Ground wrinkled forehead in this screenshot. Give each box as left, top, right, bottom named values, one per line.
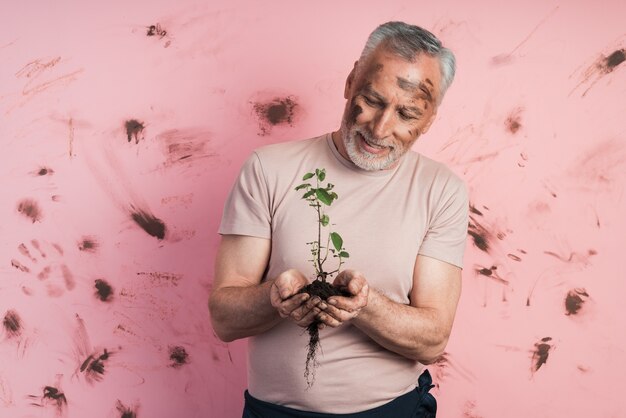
left=356, top=49, right=442, bottom=103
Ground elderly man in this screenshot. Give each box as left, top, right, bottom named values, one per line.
left=209, top=21, right=468, bottom=417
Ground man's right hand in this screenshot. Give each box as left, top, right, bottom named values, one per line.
left=270, top=269, right=321, bottom=328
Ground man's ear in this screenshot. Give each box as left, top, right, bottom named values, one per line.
left=344, top=61, right=359, bottom=99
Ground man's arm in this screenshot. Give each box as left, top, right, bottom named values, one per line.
left=209, top=235, right=323, bottom=342
left=318, top=254, right=461, bottom=363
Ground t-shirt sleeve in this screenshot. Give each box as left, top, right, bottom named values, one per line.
left=218, top=151, right=272, bottom=239
left=418, top=177, right=469, bottom=269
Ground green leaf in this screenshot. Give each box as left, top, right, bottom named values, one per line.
left=320, top=214, right=329, bottom=226
left=316, top=188, right=333, bottom=205
left=338, top=251, right=350, bottom=258
left=330, top=232, right=343, bottom=252
left=295, top=183, right=310, bottom=191
left=302, top=190, right=315, bottom=199
left=318, top=170, right=326, bottom=182
left=302, top=172, right=314, bottom=180
left=330, top=192, right=338, bottom=200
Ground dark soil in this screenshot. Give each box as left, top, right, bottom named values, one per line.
left=298, top=279, right=351, bottom=387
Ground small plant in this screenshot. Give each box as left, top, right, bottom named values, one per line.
left=294, top=168, right=350, bottom=387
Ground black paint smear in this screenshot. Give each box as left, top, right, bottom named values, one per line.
left=532, top=337, right=552, bottom=372
left=469, top=204, right=483, bottom=216
left=130, top=209, right=166, bottom=240
left=116, top=400, right=137, bottom=418
left=78, top=236, right=99, bottom=253
left=169, top=345, right=189, bottom=367
left=95, top=279, right=114, bottom=302
left=125, top=120, right=145, bottom=144
left=605, top=49, right=625, bottom=71
left=37, top=167, right=54, bottom=176
left=17, top=198, right=42, bottom=222
left=253, top=96, right=298, bottom=135
left=80, top=349, right=111, bottom=382
left=147, top=23, right=167, bottom=38
left=42, top=386, right=67, bottom=411
left=507, top=253, right=522, bottom=262
left=474, top=265, right=508, bottom=284
left=565, top=288, right=589, bottom=316
left=468, top=216, right=491, bottom=253
left=3, top=310, right=22, bottom=337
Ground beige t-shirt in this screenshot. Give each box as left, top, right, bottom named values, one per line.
left=219, top=133, right=468, bottom=413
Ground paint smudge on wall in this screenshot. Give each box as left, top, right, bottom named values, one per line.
left=136, top=271, right=182, bottom=287
left=3, top=310, right=22, bottom=338
left=252, top=96, right=299, bottom=136
left=130, top=208, right=166, bottom=240
left=531, top=337, right=553, bottom=373
left=544, top=248, right=597, bottom=265
left=17, top=199, right=42, bottom=222
left=572, top=47, right=625, bottom=97
left=78, top=236, right=99, bottom=253
left=116, top=400, right=138, bottom=418
left=504, top=108, right=523, bottom=134
left=474, top=265, right=509, bottom=284
left=146, top=22, right=171, bottom=47
left=169, top=345, right=189, bottom=368
left=155, top=129, right=216, bottom=168
left=125, top=120, right=145, bottom=144
left=15, top=56, right=83, bottom=98
left=11, top=259, right=30, bottom=272
left=29, top=386, right=67, bottom=413
left=32, top=167, right=54, bottom=176
left=95, top=279, right=114, bottom=302
left=566, top=139, right=626, bottom=194
left=80, top=349, right=112, bottom=383
left=565, top=288, right=589, bottom=315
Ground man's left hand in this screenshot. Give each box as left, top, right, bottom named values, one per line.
left=317, top=269, right=369, bottom=327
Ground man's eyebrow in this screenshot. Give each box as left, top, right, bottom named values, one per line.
left=361, top=84, right=386, bottom=102
left=396, top=77, right=433, bottom=102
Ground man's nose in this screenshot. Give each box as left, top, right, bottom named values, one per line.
left=371, top=108, right=394, bottom=139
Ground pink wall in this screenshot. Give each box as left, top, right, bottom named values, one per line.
left=1, top=1, right=625, bottom=417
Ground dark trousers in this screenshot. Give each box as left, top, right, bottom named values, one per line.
left=242, top=369, right=437, bottom=418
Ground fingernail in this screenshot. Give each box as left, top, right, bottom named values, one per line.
left=319, top=303, right=327, bottom=310
left=328, top=299, right=337, bottom=305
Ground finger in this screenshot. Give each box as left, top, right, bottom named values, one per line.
left=317, top=311, right=341, bottom=328
left=320, top=304, right=355, bottom=323
left=294, top=306, right=321, bottom=327
left=289, top=297, right=321, bottom=321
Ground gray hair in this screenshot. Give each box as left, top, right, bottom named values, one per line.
left=359, top=21, right=456, bottom=104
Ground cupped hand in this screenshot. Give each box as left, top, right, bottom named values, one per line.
left=316, top=269, right=369, bottom=328
left=270, top=269, right=322, bottom=328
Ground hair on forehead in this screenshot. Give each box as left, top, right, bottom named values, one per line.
left=359, top=21, right=456, bottom=104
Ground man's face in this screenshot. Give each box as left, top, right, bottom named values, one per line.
left=338, top=47, right=441, bottom=171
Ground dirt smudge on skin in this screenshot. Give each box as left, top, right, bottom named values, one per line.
left=17, top=199, right=43, bottom=222
left=349, top=103, right=363, bottom=124
left=116, top=400, right=138, bottom=418
left=125, top=120, right=145, bottom=144
left=252, top=96, right=299, bottom=136
left=130, top=208, right=166, bottom=240
left=531, top=337, right=553, bottom=373
left=95, top=279, right=114, bottom=302
left=565, top=288, right=589, bottom=315
left=169, top=345, right=189, bottom=368
left=78, top=236, right=99, bottom=253
left=3, top=310, right=22, bottom=338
